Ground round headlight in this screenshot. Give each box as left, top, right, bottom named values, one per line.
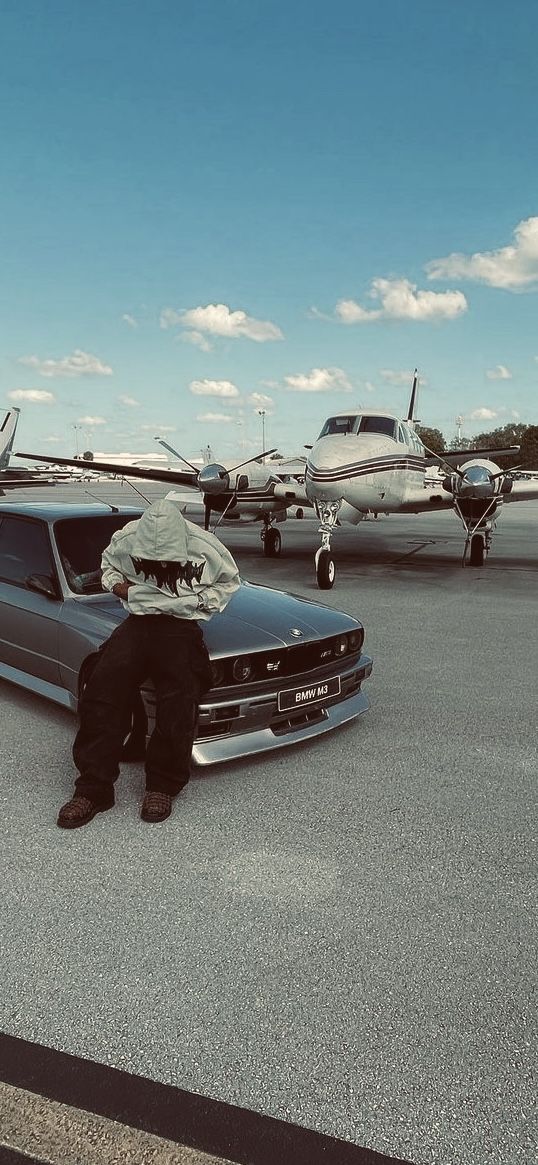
left=348, top=629, right=364, bottom=653
left=210, top=660, right=225, bottom=687
left=334, top=634, right=348, bottom=656
left=232, top=656, right=253, bottom=683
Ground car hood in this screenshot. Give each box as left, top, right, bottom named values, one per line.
left=65, top=582, right=361, bottom=656
left=204, top=582, right=361, bottom=656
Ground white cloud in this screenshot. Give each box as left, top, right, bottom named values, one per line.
left=248, top=392, right=274, bottom=407
left=468, top=408, right=498, bottom=421
left=512, top=410, right=520, bottom=420
left=180, top=330, right=212, bottom=352
left=140, top=424, right=177, bottom=433
left=486, top=364, right=512, bottom=380
left=118, top=394, right=141, bottom=407
left=196, top=413, right=234, bottom=423
left=307, top=305, right=332, bottom=321
left=161, top=303, right=283, bottom=344
left=364, top=381, right=376, bottom=393
left=78, top=415, right=106, bottom=425
left=43, top=436, right=61, bottom=442
left=284, top=367, right=352, bottom=393
left=7, top=388, right=55, bottom=403
left=336, top=279, right=467, bottom=323
left=122, top=313, right=138, bottom=328
left=189, top=378, right=240, bottom=398
left=380, top=368, right=428, bottom=387
left=19, top=349, right=113, bottom=378
left=426, top=217, right=538, bottom=290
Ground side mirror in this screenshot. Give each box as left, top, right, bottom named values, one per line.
left=26, top=573, right=59, bottom=600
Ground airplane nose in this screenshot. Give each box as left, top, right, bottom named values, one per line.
left=306, top=435, right=381, bottom=502
left=305, top=441, right=345, bottom=501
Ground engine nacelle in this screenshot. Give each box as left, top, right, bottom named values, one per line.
left=198, top=463, right=230, bottom=495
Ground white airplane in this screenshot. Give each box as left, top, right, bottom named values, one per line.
left=0, top=409, right=67, bottom=492
left=17, top=439, right=307, bottom=552
left=296, top=372, right=538, bottom=586
left=0, top=408, right=19, bottom=472
left=17, top=373, right=538, bottom=586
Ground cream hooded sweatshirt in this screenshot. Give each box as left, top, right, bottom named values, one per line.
left=101, top=499, right=240, bottom=620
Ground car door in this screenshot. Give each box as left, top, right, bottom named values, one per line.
left=0, top=514, right=62, bottom=685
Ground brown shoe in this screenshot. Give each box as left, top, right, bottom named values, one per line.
left=141, top=791, right=173, bottom=823
left=57, top=796, right=112, bottom=829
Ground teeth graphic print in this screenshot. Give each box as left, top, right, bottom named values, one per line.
left=131, top=557, right=205, bottom=593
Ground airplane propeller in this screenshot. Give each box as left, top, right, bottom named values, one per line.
left=154, top=438, right=278, bottom=530
left=156, top=437, right=277, bottom=492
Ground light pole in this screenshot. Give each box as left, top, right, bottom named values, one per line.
left=257, top=409, right=266, bottom=462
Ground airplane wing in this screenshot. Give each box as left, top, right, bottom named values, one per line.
left=16, top=452, right=198, bottom=489
left=504, top=478, right=538, bottom=503
left=399, top=475, right=538, bottom=513
left=425, top=445, right=520, bottom=466
left=270, top=457, right=307, bottom=475
left=398, top=486, right=454, bottom=514
left=271, top=480, right=311, bottom=507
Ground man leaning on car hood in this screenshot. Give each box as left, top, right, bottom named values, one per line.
left=57, top=499, right=240, bottom=829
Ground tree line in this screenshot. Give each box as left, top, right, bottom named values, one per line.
left=416, top=423, right=538, bottom=469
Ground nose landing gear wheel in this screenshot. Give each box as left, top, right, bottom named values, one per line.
left=469, top=534, right=485, bottom=566
left=316, top=549, right=336, bottom=589
left=263, top=527, right=282, bottom=557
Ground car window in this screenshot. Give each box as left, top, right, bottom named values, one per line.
left=54, top=513, right=142, bottom=594
left=0, top=515, right=56, bottom=589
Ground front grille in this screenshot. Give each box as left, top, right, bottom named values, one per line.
left=211, top=632, right=363, bottom=688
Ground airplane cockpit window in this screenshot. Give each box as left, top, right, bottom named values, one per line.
left=358, top=416, right=397, bottom=440
left=318, top=415, right=358, bottom=438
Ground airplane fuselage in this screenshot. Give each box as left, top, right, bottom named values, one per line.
left=305, top=413, right=426, bottom=518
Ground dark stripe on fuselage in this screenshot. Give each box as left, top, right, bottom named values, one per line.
left=306, top=456, right=425, bottom=485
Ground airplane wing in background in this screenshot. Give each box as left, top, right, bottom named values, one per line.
left=16, top=452, right=198, bottom=489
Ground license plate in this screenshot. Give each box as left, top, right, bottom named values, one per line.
left=278, top=675, right=341, bottom=712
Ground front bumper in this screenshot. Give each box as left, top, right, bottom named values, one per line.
left=142, top=653, right=372, bottom=766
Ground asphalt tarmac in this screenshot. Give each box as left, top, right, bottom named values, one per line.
left=0, top=483, right=536, bottom=1165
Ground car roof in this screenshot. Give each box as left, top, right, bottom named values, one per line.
left=0, top=503, right=143, bottom=521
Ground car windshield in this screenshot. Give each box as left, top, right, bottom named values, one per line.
left=54, top=513, right=141, bottom=594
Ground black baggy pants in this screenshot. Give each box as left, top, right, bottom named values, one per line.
left=73, top=615, right=212, bottom=806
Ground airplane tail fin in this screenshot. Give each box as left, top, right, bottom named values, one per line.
left=0, top=409, right=20, bottom=470
left=406, top=369, right=419, bottom=423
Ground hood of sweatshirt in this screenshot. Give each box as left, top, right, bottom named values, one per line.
left=130, top=499, right=205, bottom=592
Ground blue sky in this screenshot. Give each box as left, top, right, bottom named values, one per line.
left=2, top=0, right=538, bottom=460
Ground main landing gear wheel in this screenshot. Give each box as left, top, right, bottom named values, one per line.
left=295, top=507, right=304, bottom=519
left=316, top=549, right=336, bottom=589
left=469, top=534, right=485, bottom=566
left=263, top=527, right=282, bottom=557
